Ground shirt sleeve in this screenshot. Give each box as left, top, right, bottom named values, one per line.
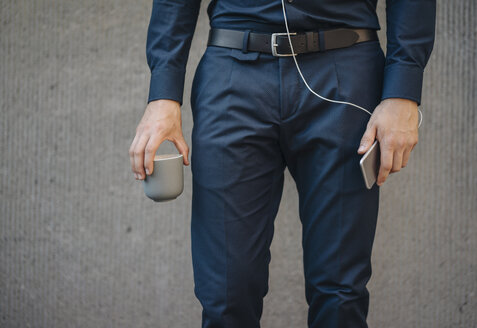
left=381, top=0, right=436, bottom=106
left=146, top=0, right=202, bottom=106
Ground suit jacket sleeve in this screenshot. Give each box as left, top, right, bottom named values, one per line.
left=381, top=0, right=436, bottom=106
left=146, top=0, right=202, bottom=106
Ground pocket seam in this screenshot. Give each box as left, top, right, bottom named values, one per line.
left=229, top=48, right=261, bottom=62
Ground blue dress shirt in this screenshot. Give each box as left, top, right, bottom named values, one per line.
left=146, top=0, right=436, bottom=107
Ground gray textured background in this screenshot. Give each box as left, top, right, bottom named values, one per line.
left=1, top=0, right=476, bottom=327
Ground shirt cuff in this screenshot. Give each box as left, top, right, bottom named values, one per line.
left=381, top=63, right=424, bottom=106
left=147, top=68, right=186, bottom=106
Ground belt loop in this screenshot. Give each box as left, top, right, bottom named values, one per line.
left=318, top=30, right=325, bottom=52
left=242, top=29, right=251, bottom=53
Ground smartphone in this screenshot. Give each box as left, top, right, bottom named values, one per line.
left=359, top=140, right=380, bottom=189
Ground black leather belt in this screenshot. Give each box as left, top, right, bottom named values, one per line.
left=207, top=27, right=378, bottom=57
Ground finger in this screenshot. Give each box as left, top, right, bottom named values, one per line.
left=377, top=145, right=393, bottom=186
left=129, top=133, right=140, bottom=178
left=402, top=146, right=412, bottom=168
left=357, top=123, right=376, bottom=154
left=133, top=134, right=150, bottom=180
left=391, top=149, right=404, bottom=173
left=144, top=133, right=166, bottom=176
left=172, top=134, right=190, bottom=166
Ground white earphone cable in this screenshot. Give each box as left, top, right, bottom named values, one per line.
left=279, top=0, right=423, bottom=128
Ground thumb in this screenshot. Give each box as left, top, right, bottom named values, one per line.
left=357, top=124, right=376, bottom=154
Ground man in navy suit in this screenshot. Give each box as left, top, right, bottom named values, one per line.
left=129, top=1, right=436, bottom=327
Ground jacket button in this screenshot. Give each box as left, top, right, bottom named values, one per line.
left=288, top=0, right=293, bottom=3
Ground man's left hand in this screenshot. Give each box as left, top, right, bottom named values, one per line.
left=357, top=98, right=419, bottom=186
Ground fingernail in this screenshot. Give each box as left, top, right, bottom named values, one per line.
left=145, top=168, right=150, bottom=175
left=358, top=144, right=365, bottom=151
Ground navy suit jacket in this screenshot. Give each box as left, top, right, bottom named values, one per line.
left=146, top=0, right=436, bottom=107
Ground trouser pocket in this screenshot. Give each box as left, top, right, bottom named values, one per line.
left=332, top=40, right=385, bottom=112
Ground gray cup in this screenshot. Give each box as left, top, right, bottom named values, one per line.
left=142, top=153, right=184, bottom=202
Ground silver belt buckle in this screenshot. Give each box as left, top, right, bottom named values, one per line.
left=271, top=32, right=297, bottom=57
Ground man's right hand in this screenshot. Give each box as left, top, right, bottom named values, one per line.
left=129, top=99, right=190, bottom=180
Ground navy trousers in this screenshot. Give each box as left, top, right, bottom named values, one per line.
left=189, top=35, right=385, bottom=328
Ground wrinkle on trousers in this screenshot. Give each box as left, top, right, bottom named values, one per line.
left=190, top=39, right=385, bottom=328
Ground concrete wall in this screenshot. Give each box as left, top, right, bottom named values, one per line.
left=1, top=0, right=475, bottom=327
